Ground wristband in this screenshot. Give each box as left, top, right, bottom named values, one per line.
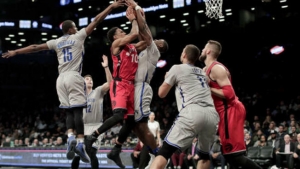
left=135, top=5, right=142, bottom=10
left=103, top=66, right=108, bottom=68
left=131, top=19, right=137, bottom=23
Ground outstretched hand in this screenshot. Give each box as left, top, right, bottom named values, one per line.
left=101, top=55, right=108, bottom=67
left=125, top=0, right=137, bottom=8
left=125, top=0, right=145, bottom=18
left=2, top=50, right=16, bottom=58
left=111, top=0, right=126, bottom=9
left=126, top=6, right=136, bottom=22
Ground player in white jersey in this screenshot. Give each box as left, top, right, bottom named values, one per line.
left=150, top=44, right=220, bottom=169
left=104, top=0, right=169, bottom=168
left=1, top=0, right=125, bottom=163
left=71, top=55, right=112, bottom=169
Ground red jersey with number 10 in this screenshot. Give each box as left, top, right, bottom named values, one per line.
left=111, top=44, right=138, bottom=81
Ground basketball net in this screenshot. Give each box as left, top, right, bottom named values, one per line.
left=204, top=0, right=223, bottom=19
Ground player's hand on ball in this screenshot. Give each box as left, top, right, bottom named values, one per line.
left=101, top=55, right=108, bottom=68
left=126, top=6, right=136, bottom=21
left=2, top=50, right=17, bottom=58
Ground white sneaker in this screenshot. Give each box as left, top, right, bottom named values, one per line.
left=145, top=153, right=155, bottom=169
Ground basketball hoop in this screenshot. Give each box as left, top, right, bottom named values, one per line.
left=204, top=0, right=223, bottom=19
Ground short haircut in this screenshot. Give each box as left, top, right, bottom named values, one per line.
left=62, top=20, right=74, bottom=34
left=185, top=44, right=200, bottom=64
left=107, top=27, right=118, bottom=43
left=161, top=40, right=169, bottom=53
left=207, top=40, right=222, bottom=58
left=84, top=74, right=92, bottom=79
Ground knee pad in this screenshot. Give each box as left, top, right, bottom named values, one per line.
left=157, top=142, right=178, bottom=161
left=197, top=149, right=210, bottom=160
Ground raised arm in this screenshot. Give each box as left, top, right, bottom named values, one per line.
left=2, top=43, right=49, bottom=58
left=100, top=55, right=112, bottom=92
left=85, top=0, right=125, bottom=36
left=126, top=0, right=152, bottom=45
left=111, top=7, right=139, bottom=55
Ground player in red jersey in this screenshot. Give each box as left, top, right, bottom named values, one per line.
left=86, top=7, right=147, bottom=169
left=199, top=40, right=262, bottom=169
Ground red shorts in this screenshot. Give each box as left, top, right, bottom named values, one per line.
left=110, top=80, right=134, bottom=119
left=218, top=100, right=246, bottom=155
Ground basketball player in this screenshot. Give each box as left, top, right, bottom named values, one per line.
left=1, top=0, right=125, bottom=163
left=199, top=40, right=262, bottom=169
left=71, top=55, right=112, bottom=169
left=105, top=0, right=169, bottom=168
left=85, top=7, right=147, bottom=169
left=150, top=44, right=220, bottom=169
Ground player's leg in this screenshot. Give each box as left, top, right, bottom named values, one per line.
left=56, top=74, right=77, bottom=160
left=150, top=141, right=178, bottom=169
left=68, top=73, right=89, bottom=163
left=134, top=83, right=158, bottom=154
left=88, top=81, right=126, bottom=140
left=150, top=110, right=195, bottom=169
left=85, top=124, right=103, bottom=169
left=107, top=83, right=136, bottom=168
left=224, top=153, right=262, bottom=169
left=221, top=102, right=261, bottom=169
left=71, top=156, right=80, bottom=169
left=195, top=106, right=219, bottom=169
left=134, top=119, right=157, bottom=153
left=89, top=147, right=99, bottom=169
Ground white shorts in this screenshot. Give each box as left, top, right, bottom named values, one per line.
left=134, top=82, right=153, bottom=121
left=56, top=71, right=86, bottom=109
left=165, top=104, right=219, bottom=153
left=84, top=123, right=103, bottom=150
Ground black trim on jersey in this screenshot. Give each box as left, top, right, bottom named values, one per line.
left=112, top=48, right=123, bottom=97
left=223, top=99, right=229, bottom=139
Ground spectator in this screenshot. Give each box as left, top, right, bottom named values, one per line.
left=184, top=137, right=198, bottom=169
left=55, top=136, right=64, bottom=146
left=245, top=132, right=254, bottom=149
left=294, top=133, right=300, bottom=168
left=171, top=149, right=186, bottom=169
left=267, top=130, right=280, bottom=149
left=275, top=134, right=296, bottom=169
left=253, top=134, right=268, bottom=147
left=148, top=112, right=162, bottom=147
left=131, top=140, right=149, bottom=169
left=209, top=135, right=226, bottom=169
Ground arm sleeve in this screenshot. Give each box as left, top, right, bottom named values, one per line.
left=46, top=40, right=56, bottom=50
left=75, top=28, right=88, bottom=41
left=221, top=85, right=236, bottom=100
left=147, top=41, right=160, bottom=65
left=164, top=65, right=178, bottom=86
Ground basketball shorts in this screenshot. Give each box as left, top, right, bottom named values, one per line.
left=56, top=71, right=86, bottom=109
left=134, top=82, right=153, bottom=122
left=84, top=123, right=103, bottom=150
left=164, top=104, right=219, bottom=153
left=110, top=79, right=134, bottom=119
left=218, top=101, right=247, bottom=155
